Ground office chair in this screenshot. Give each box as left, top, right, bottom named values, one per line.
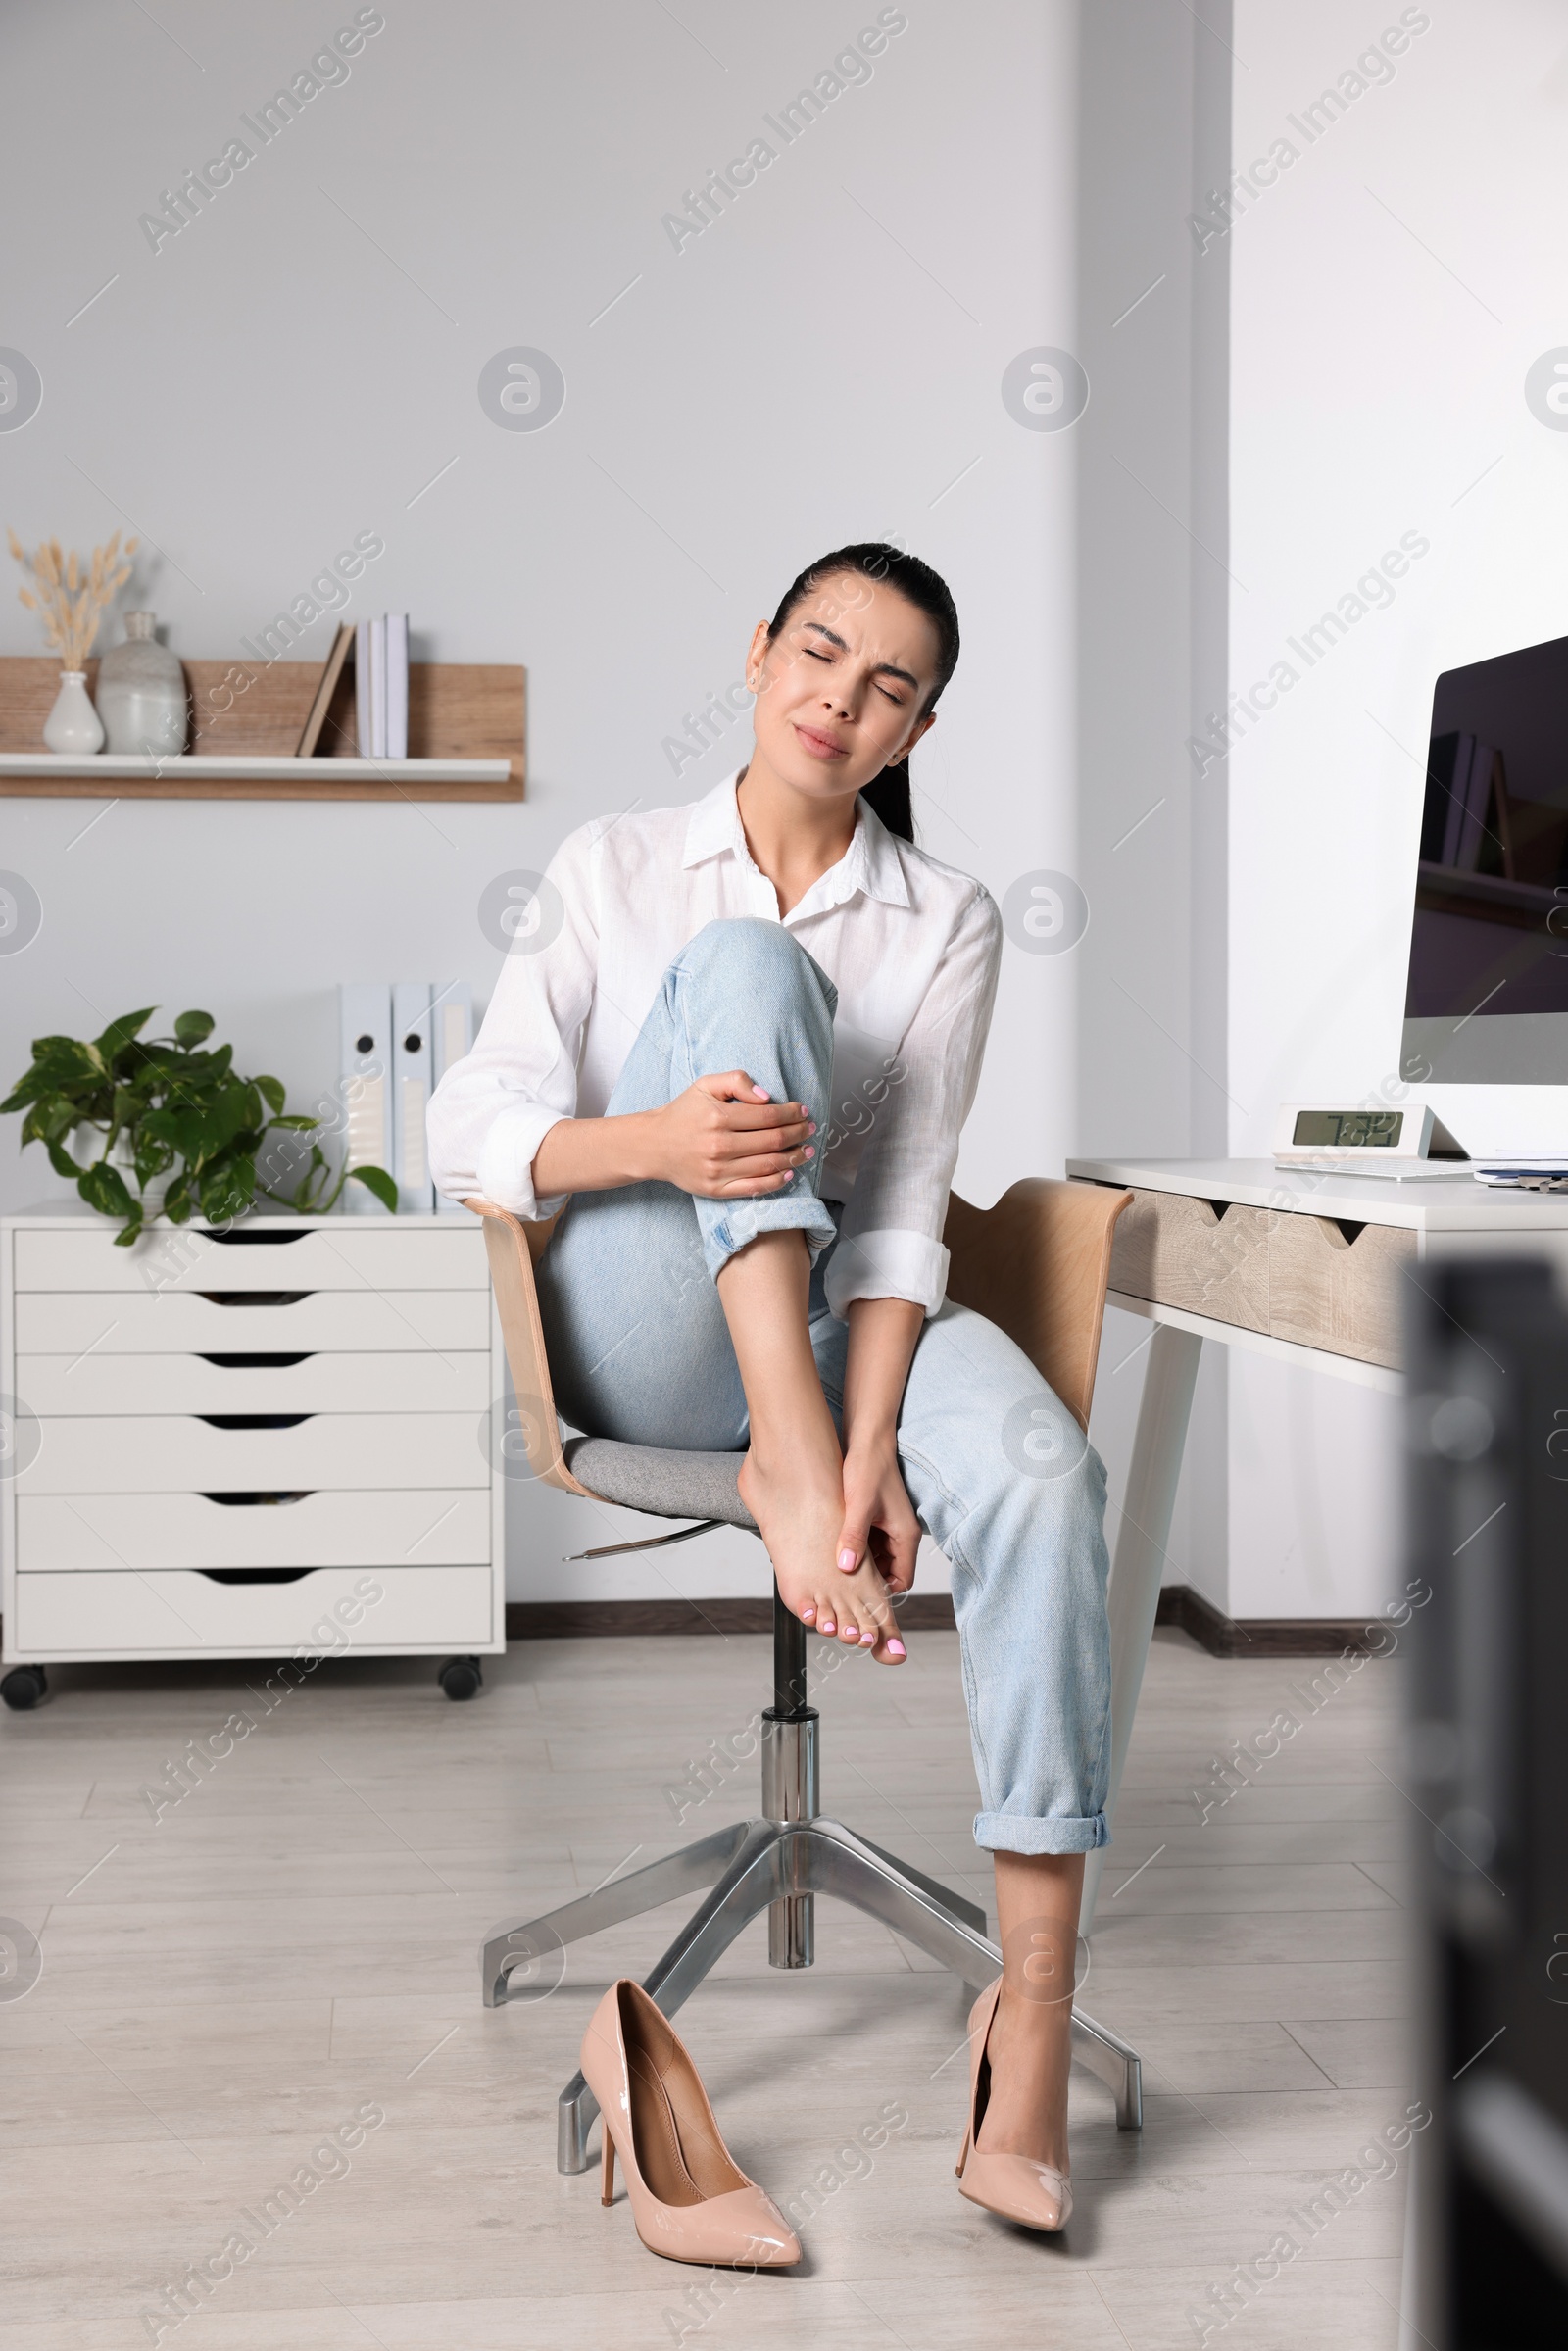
left=470, top=1177, right=1143, bottom=2172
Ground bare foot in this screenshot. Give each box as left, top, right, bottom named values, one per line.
left=739, top=1445, right=906, bottom=1664
left=974, top=1982, right=1072, bottom=2171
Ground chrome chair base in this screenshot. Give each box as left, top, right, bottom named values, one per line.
left=481, top=1807, right=1143, bottom=2170
left=481, top=1588, right=1143, bottom=2170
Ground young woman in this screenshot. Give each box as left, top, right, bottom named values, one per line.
left=428, top=543, right=1113, bottom=2236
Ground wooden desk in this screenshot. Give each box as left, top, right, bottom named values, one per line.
left=1067, top=1156, right=1568, bottom=1928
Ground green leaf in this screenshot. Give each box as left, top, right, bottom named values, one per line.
left=78, top=1161, right=134, bottom=1219
left=133, top=1134, right=175, bottom=1187
left=255, top=1073, right=286, bottom=1116
left=140, top=1103, right=205, bottom=1160
left=113, top=1208, right=146, bottom=1249
left=348, top=1163, right=398, bottom=1213
left=173, top=1009, right=216, bottom=1046
left=199, top=1159, right=256, bottom=1224
left=46, top=1137, right=83, bottom=1179
left=267, top=1114, right=318, bottom=1132
left=94, top=1008, right=157, bottom=1065
left=162, top=1176, right=193, bottom=1224
left=27, top=1037, right=101, bottom=1088
left=22, top=1096, right=75, bottom=1148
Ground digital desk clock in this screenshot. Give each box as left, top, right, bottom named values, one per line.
left=1272, top=1102, right=1472, bottom=1177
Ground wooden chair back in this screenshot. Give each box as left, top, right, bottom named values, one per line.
left=468, top=1174, right=1132, bottom=1485
left=466, top=1200, right=591, bottom=1495
left=943, top=1177, right=1132, bottom=1432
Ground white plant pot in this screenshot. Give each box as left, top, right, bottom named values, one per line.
left=43, top=670, right=105, bottom=755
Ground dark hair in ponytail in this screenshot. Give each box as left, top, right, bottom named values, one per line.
left=761, top=541, right=959, bottom=844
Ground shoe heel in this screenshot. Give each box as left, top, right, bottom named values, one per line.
left=602, top=2129, right=615, bottom=2208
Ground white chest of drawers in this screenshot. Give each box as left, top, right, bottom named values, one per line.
left=0, top=1208, right=506, bottom=1690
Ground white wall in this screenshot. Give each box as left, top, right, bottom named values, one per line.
left=14, top=2, right=1514, bottom=1623
left=0, top=0, right=1095, bottom=1602
left=1075, top=0, right=1233, bottom=1611
left=1218, top=0, right=1568, bottom=1617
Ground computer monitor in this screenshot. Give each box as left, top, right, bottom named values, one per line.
left=1403, top=631, right=1568, bottom=1086
left=1401, top=631, right=1568, bottom=1160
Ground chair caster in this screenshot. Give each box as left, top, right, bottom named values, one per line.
left=439, top=1655, right=483, bottom=1700
left=1, top=1665, right=47, bottom=1711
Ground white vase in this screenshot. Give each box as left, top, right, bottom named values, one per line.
left=43, top=669, right=105, bottom=755
left=96, top=612, right=189, bottom=756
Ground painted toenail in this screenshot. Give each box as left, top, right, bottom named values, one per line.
left=801, top=1606, right=815, bottom=1623
left=859, top=1630, right=875, bottom=1646
left=838, top=1548, right=857, bottom=1571
left=887, top=1640, right=906, bottom=1658
left=819, top=1618, right=836, bottom=1635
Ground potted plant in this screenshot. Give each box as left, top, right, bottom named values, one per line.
left=1, top=1007, right=397, bottom=1245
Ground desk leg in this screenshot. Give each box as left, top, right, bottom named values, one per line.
left=1081, top=1322, right=1202, bottom=1934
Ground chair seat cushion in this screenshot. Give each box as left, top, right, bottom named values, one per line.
left=563, top=1438, right=758, bottom=1531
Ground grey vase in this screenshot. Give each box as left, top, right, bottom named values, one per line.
left=96, top=612, right=188, bottom=757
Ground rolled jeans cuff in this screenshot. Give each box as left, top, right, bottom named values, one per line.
left=972, top=1810, right=1109, bottom=1856
left=698, top=1188, right=838, bottom=1283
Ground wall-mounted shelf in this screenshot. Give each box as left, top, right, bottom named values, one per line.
left=0, top=656, right=524, bottom=800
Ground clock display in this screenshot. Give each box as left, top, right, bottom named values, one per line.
left=1291, top=1111, right=1404, bottom=1150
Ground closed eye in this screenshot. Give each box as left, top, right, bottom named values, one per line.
left=804, top=648, right=906, bottom=704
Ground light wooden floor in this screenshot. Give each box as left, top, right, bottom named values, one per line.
left=1, top=1623, right=1413, bottom=2349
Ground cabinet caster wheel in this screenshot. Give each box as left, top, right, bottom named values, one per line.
left=1, top=1665, right=47, bottom=1711
left=439, top=1655, right=482, bottom=1700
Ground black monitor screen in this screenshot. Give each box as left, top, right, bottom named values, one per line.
left=1404, top=633, right=1568, bottom=1020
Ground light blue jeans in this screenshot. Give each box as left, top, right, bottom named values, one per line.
left=535, top=917, right=1113, bottom=1855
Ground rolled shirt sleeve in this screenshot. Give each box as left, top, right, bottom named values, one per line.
left=427, top=826, right=600, bottom=1221
left=823, top=883, right=1003, bottom=1320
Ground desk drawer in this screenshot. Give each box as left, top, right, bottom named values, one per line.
left=14, top=1225, right=485, bottom=1294
left=1266, top=1215, right=1413, bottom=1368
left=18, top=1351, right=489, bottom=1417
left=18, top=1414, right=487, bottom=1494
left=1108, top=1190, right=1271, bottom=1332
left=10, top=1564, right=495, bottom=1656
left=17, top=1489, right=490, bottom=1571
left=15, top=1289, right=490, bottom=1354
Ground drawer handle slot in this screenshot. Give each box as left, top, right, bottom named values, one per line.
left=197, top=1292, right=311, bottom=1307
left=197, top=1413, right=313, bottom=1430
left=204, top=1230, right=311, bottom=1247
left=198, top=1567, right=317, bottom=1585
left=201, top=1491, right=312, bottom=1507
left=198, top=1353, right=315, bottom=1369
left=1331, top=1219, right=1367, bottom=1247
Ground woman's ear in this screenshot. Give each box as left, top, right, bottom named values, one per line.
left=896, top=709, right=937, bottom=762
left=745, top=617, right=772, bottom=696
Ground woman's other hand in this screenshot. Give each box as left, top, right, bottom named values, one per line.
left=837, top=1436, right=921, bottom=1595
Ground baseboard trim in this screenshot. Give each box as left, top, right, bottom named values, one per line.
left=1155, top=1583, right=1383, bottom=1658
left=505, top=1594, right=959, bottom=1640
left=507, top=1591, right=1376, bottom=1652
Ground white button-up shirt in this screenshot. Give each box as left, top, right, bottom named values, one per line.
left=427, top=772, right=1003, bottom=1318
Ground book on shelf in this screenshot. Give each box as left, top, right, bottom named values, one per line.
left=367, top=616, right=387, bottom=759
left=355, top=621, right=373, bottom=759
left=348, top=613, right=407, bottom=759
left=385, top=613, right=408, bottom=759
left=295, top=622, right=355, bottom=757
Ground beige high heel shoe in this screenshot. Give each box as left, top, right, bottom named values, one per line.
left=579, top=1980, right=801, bottom=2269
left=955, top=1976, right=1073, bottom=2232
